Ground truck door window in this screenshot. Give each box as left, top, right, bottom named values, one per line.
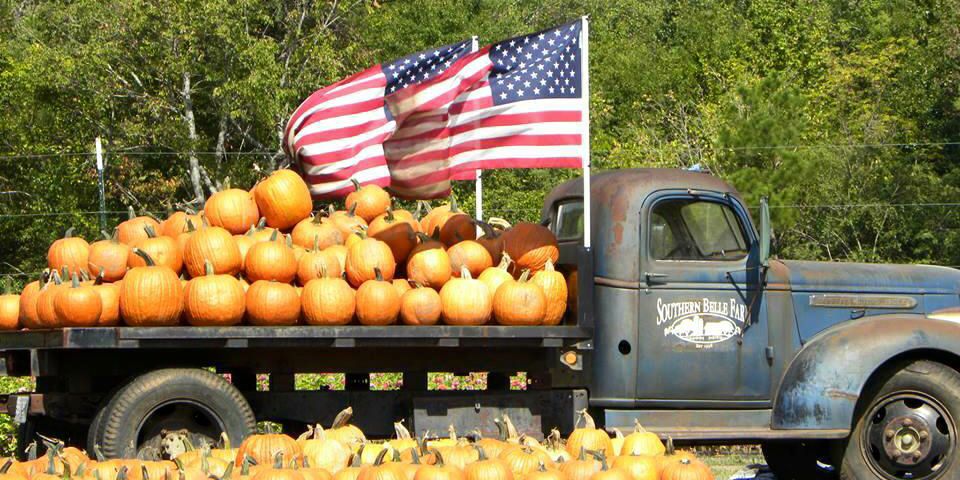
left=651, top=199, right=748, bottom=261
left=554, top=201, right=584, bottom=240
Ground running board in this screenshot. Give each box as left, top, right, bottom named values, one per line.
left=604, top=409, right=849, bottom=442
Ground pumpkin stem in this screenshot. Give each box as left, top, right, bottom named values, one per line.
left=448, top=424, right=457, bottom=442
left=471, top=444, right=488, bottom=461
left=71, top=273, right=80, bottom=288
left=269, top=229, right=279, bottom=242
left=297, top=425, right=314, bottom=442
left=127, top=206, right=136, bottom=220
left=473, top=219, right=499, bottom=239
left=613, top=428, right=624, bottom=441
left=100, top=230, right=112, bottom=241
left=350, top=178, right=362, bottom=192
left=374, top=266, right=383, bottom=282
left=285, top=234, right=294, bottom=248
left=414, top=201, right=425, bottom=220
left=26, top=441, right=37, bottom=461
left=588, top=450, right=609, bottom=470
left=327, top=205, right=336, bottom=216
left=312, top=235, right=320, bottom=252
left=350, top=445, right=365, bottom=467
left=372, top=448, right=389, bottom=466
left=633, top=419, right=646, bottom=433
left=347, top=203, right=358, bottom=217
left=272, top=452, right=284, bottom=470
left=220, top=431, right=231, bottom=450
left=449, top=195, right=460, bottom=213
left=141, top=465, right=149, bottom=480
left=219, top=463, right=233, bottom=480
left=394, top=420, right=412, bottom=440
left=144, top=225, right=157, bottom=238
left=185, top=219, right=197, bottom=233
left=577, top=447, right=587, bottom=461
left=431, top=449, right=445, bottom=467
left=502, top=414, right=520, bottom=440
left=496, top=252, right=513, bottom=271
left=459, top=265, right=472, bottom=280
left=487, top=218, right=512, bottom=230
left=64, top=227, right=75, bottom=239
left=132, top=248, right=156, bottom=267
left=116, top=466, right=129, bottom=480
left=332, top=407, right=354, bottom=428
left=384, top=208, right=395, bottom=222
left=311, top=212, right=324, bottom=225
left=518, top=269, right=531, bottom=282
left=409, top=448, right=420, bottom=465
left=0, top=459, right=10, bottom=475
left=256, top=217, right=267, bottom=229
left=240, top=456, right=255, bottom=475
left=544, top=258, right=556, bottom=272
left=493, top=418, right=506, bottom=441
left=665, top=436, right=675, bottom=456
left=537, top=462, right=548, bottom=473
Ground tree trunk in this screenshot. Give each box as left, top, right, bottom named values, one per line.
left=183, top=71, right=204, bottom=203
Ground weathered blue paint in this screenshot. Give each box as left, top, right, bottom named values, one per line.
left=782, top=260, right=960, bottom=295
left=772, top=314, right=960, bottom=430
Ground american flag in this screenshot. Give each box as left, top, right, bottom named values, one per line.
left=284, top=20, right=586, bottom=199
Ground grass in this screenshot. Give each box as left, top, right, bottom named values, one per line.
left=696, top=446, right=766, bottom=479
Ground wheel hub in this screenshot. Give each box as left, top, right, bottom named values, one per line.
left=863, top=392, right=955, bottom=479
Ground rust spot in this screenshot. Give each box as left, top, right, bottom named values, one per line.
left=612, top=223, right=623, bottom=245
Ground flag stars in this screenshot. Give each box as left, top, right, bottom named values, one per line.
left=517, top=89, right=524, bottom=97
left=533, top=87, right=540, bottom=95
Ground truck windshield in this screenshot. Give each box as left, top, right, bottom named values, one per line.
left=651, top=199, right=749, bottom=261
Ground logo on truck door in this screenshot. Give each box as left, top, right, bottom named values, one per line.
left=657, top=298, right=746, bottom=348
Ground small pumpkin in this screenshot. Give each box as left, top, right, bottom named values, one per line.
left=18, top=270, right=48, bottom=329
left=35, top=269, right=66, bottom=328
left=234, top=433, right=303, bottom=467
left=326, top=245, right=349, bottom=272
left=368, top=209, right=417, bottom=264
left=234, top=227, right=258, bottom=270
left=0, top=280, right=21, bottom=330
left=119, top=249, right=184, bottom=326
left=297, top=238, right=344, bottom=286
left=184, top=260, right=246, bottom=326
left=302, top=267, right=356, bottom=325
left=162, top=210, right=203, bottom=238
left=245, top=281, right=300, bottom=326
left=558, top=449, right=600, bottom=480
left=439, top=267, right=492, bottom=326
left=477, top=254, right=514, bottom=299
left=498, top=447, right=551, bottom=478
left=327, top=205, right=369, bottom=239
left=184, top=226, right=243, bottom=277
left=392, top=279, right=413, bottom=298
left=205, top=188, right=260, bottom=234
left=399, top=286, right=442, bottom=326
left=345, top=180, right=391, bottom=223
left=88, top=229, right=130, bottom=282
left=447, top=241, right=493, bottom=279
left=129, top=225, right=183, bottom=274
left=566, top=410, right=613, bottom=458
left=541, top=430, right=571, bottom=463
left=620, top=420, right=665, bottom=457
left=611, top=453, right=659, bottom=480
left=327, top=407, right=367, bottom=448
left=493, top=270, right=545, bottom=326
left=91, top=269, right=121, bottom=326
left=462, top=446, right=511, bottom=480
left=501, top=223, right=559, bottom=275
left=54, top=273, right=102, bottom=327
left=245, top=230, right=298, bottom=283
left=292, top=214, right=343, bottom=250
left=176, top=219, right=201, bottom=260
left=531, top=259, right=567, bottom=326
left=474, top=219, right=508, bottom=266
left=250, top=219, right=279, bottom=243
left=659, top=458, right=713, bottom=480
left=117, top=207, right=162, bottom=246
left=47, top=227, right=90, bottom=277
left=523, top=463, right=565, bottom=480
left=254, top=169, right=314, bottom=230
left=299, top=425, right=351, bottom=475
left=434, top=199, right=475, bottom=247
left=586, top=451, right=630, bottom=480
left=406, top=234, right=452, bottom=290
left=345, top=236, right=396, bottom=288
left=356, top=268, right=401, bottom=326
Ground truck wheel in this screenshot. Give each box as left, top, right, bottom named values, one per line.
left=761, top=440, right=837, bottom=479
left=97, top=369, right=255, bottom=459
left=839, top=360, right=959, bottom=480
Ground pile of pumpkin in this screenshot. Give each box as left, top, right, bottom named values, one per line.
left=0, top=170, right=572, bottom=330
left=0, top=409, right=714, bottom=480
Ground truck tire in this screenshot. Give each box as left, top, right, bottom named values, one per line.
left=97, top=369, right=256, bottom=459
left=839, top=360, right=959, bottom=480
left=761, top=440, right=837, bottom=480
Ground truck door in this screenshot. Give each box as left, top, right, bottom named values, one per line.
left=636, top=191, right=771, bottom=403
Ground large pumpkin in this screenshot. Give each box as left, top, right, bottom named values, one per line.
left=292, top=215, right=343, bottom=250
left=439, top=267, right=492, bottom=325
left=356, top=268, right=400, bottom=325
left=0, top=280, right=21, bottom=330
left=47, top=228, right=90, bottom=277
left=235, top=433, right=303, bottom=467
left=368, top=209, right=417, bottom=264
left=611, top=453, right=660, bottom=480
left=35, top=269, right=66, bottom=328
left=91, top=272, right=121, bottom=326
left=184, top=226, right=242, bottom=277
left=254, top=169, right=314, bottom=230
left=302, top=269, right=356, bottom=325
left=447, top=240, right=493, bottom=278
left=298, top=425, right=351, bottom=474
left=245, top=230, right=298, bottom=283
left=89, top=229, right=130, bottom=282
left=659, top=458, right=713, bottom=480
left=477, top=254, right=514, bottom=299
left=297, top=241, right=344, bottom=286
left=620, top=420, right=665, bottom=457
left=566, top=409, right=613, bottom=457
left=345, top=237, right=396, bottom=287
left=129, top=225, right=183, bottom=274
left=246, top=281, right=300, bottom=326
left=161, top=210, right=203, bottom=238
left=493, top=270, right=545, bottom=326
left=18, top=271, right=47, bottom=329
left=462, top=446, right=512, bottom=480
left=118, top=207, right=162, bottom=246
left=531, top=259, right=567, bottom=326
left=327, top=205, right=369, bottom=239
left=501, top=223, right=558, bottom=275
left=558, top=448, right=601, bottom=480
left=119, top=249, right=184, bottom=326
left=53, top=273, right=102, bottom=327
left=205, top=188, right=260, bottom=234
left=184, top=261, right=245, bottom=326
left=345, top=179, right=391, bottom=223
left=406, top=235, right=452, bottom=290
left=498, top=446, right=552, bottom=478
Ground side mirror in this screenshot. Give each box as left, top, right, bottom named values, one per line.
left=759, top=196, right=771, bottom=267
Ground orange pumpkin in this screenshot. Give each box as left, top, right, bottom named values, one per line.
left=17, top=271, right=47, bottom=329
left=35, top=269, right=66, bottom=328
left=129, top=225, right=183, bottom=274
left=119, top=249, right=184, bottom=326
left=498, top=447, right=552, bottom=478
left=246, top=281, right=300, bottom=326
left=298, top=425, right=351, bottom=475
left=47, top=228, right=90, bottom=277
left=447, top=241, right=493, bottom=278
left=501, top=223, right=558, bottom=276
left=250, top=219, right=280, bottom=243
left=184, top=260, right=246, bottom=326
left=118, top=207, right=162, bottom=246
left=184, top=226, right=242, bottom=277
left=235, top=433, right=303, bottom=467
left=586, top=452, right=630, bottom=480
left=399, top=286, right=442, bottom=326
left=356, top=268, right=401, bottom=325
left=161, top=210, right=203, bottom=238
left=566, top=410, right=613, bottom=458
left=558, top=449, right=600, bottom=480
left=345, top=180, right=392, bottom=223
left=176, top=219, right=201, bottom=260
left=406, top=235, right=452, bottom=290
left=414, top=450, right=465, bottom=480
left=89, top=229, right=130, bottom=282
left=328, top=205, right=369, bottom=239
left=0, top=280, right=21, bottom=330
left=292, top=215, right=343, bottom=250
left=345, top=237, right=396, bottom=287
left=235, top=228, right=258, bottom=270
left=254, top=169, right=314, bottom=230
left=523, top=464, right=565, bottom=480
left=462, top=446, right=512, bottom=480
left=611, top=453, right=660, bottom=480
left=302, top=268, right=356, bottom=325
left=531, top=259, right=567, bottom=326
left=298, top=240, right=344, bottom=286
left=477, top=254, right=514, bottom=299
left=54, top=273, right=102, bottom=327
left=392, top=279, right=413, bottom=298
left=432, top=199, right=475, bottom=247
left=205, top=188, right=261, bottom=234
left=91, top=271, right=122, bottom=326
left=619, top=420, right=665, bottom=457
left=439, top=266, right=492, bottom=325
left=368, top=210, right=417, bottom=264
left=475, top=220, right=507, bottom=266
left=493, top=270, right=545, bottom=326
left=659, top=458, right=712, bottom=480
left=245, top=230, right=298, bottom=283
left=325, top=245, right=349, bottom=272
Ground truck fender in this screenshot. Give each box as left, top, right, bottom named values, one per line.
left=772, top=313, right=960, bottom=431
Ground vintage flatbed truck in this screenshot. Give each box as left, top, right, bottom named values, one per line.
left=2, top=168, right=960, bottom=480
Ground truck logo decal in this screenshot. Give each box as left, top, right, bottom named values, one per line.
left=657, top=298, right=746, bottom=347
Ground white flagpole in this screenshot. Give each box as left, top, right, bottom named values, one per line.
left=580, top=16, right=591, bottom=249
left=471, top=35, right=484, bottom=232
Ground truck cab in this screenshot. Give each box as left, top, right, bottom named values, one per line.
left=545, top=168, right=960, bottom=480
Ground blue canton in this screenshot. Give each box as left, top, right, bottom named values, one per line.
left=488, top=20, right=582, bottom=105
left=383, top=39, right=472, bottom=94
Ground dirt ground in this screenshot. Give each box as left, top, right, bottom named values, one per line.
left=695, top=445, right=768, bottom=479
